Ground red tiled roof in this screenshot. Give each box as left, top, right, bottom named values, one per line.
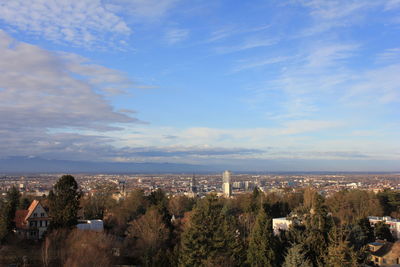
left=14, top=210, right=29, bottom=229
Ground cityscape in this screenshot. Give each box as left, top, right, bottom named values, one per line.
left=2, top=172, right=400, bottom=199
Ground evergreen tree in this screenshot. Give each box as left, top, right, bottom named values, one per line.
left=250, top=187, right=262, bottom=213
left=19, top=197, right=31, bottom=209
left=282, top=244, right=312, bottom=267
left=349, top=217, right=375, bottom=250
left=148, top=189, right=172, bottom=229
left=374, top=221, right=394, bottom=242
left=213, top=206, right=246, bottom=266
left=0, top=204, right=8, bottom=242
left=247, top=205, right=276, bottom=267
left=325, top=227, right=358, bottom=267
left=48, top=175, right=81, bottom=229
left=358, top=217, right=375, bottom=243
left=179, top=194, right=224, bottom=266
left=0, top=187, right=20, bottom=242
left=301, top=193, right=332, bottom=266
left=5, top=187, right=20, bottom=231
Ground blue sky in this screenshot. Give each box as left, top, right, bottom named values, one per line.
left=0, top=0, right=399, bottom=171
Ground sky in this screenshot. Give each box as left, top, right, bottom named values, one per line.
left=0, top=0, right=399, bottom=172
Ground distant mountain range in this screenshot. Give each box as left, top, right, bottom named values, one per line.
left=0, top=157, right=215, bottom=174
left=0, top=157, right=398, bottom=174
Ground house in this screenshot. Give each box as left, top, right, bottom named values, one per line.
left=272, top=217, right=293, bottom=235
left=369, top=240, right=400, bottom=266
left=14, top=200, right=50, bottom=239
left=369, top=216, right=400, bottom=239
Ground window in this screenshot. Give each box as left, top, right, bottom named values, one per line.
left=41, top=213, right=45, bottom=217
left=33, top=213, right=37, bottom=217
left=39, top=221, right=42, bottom=227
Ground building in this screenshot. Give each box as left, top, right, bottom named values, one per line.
left=222, top=170, right=232, bottom=197
left=76, top=219, right=104, bottom=232
left=369, top=240, right=400, bottom=266
left=272, top=217, right=292, bottom=235
left=118, top=180, right=126, bottom=197
left=369, top=216, right=400, bottom=239
left=187, top=174, right=198, bottom=198
left=14, top=200, right=50, bottom=239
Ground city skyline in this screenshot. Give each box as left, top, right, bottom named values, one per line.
left=0, top=0, right=399, bottom=171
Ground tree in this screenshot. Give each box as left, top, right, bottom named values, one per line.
left=213, top=206, right=246, bottom=266
left=349, top=217, right=375, bottom=250
left=42, top=228, right=70, bottom=266
left=5, top=187, right=20, bottom=228
left=324, top=227, right=358, bottom=267
left=42, top=229, right=117, bottom=267
left=301, top=192, right=332, bottom=266
left=0, top=187, right=21, bottom=242
left=374, top=221, right=395, bottom=242
left=64, top=230, right=117, bottom=267
left=82, top=183, right=117, bottom=220
left=377, top=190, right=400, bottom=217
left=48, top=175, right=81, bottom=229
left=19, top=196, right=32, bottom=209
left=126, top=207, right=170, bottom=266
left=282, top=244, right=312, bottom=267
left=106, top=189, right=148, bottom=236
left=179, top=194, right=224, bottom=266
left=168, top=195, right=194, bottom=217
left=326, top=190, right=383, bottom=224
left=247, top=205, right=277, bottom=267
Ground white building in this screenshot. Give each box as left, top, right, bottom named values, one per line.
left=272, top=217, right=292, bottom=235
left=222, top=170, right=232, bottom=197
left=369, top=216, right=400, bottom=239
left=77, top=219, right=104, bottom=232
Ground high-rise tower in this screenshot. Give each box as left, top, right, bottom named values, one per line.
left=222, top=170, right=232, bottom=197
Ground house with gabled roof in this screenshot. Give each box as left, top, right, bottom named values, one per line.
left=369, top=240, right=400, bottom=266
left=14, top=200, right=50, bottom=239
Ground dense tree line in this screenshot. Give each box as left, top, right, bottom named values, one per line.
left=2, top=175, right=400, bottom=266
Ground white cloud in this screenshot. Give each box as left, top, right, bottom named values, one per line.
left=232, top=56, right=291, bottom=72
left=117, top=120, right=342, bottom=149
left=215, top=37, right=277, bottom=54
left=342, top=64, right=400, bottom=104
left=241, top=38, right=400, bottom=127
left=296, top=0, right=389, bottom=37
left=376, top=48, right=400, bottom=63
left=0, top=0, right=131, bottom=48
left=305, top=43, right=359, bottom=68
left=106, top=0, right=179, bottom=20
left=0, top=30, right=139, bottom=157
left=206, top=24, right=271, bottom=43
left=385, top=0, right=400, bottom=10
left=165, top=28, right=189, bottom=44
left=302, top=0, right=376, bottom=20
